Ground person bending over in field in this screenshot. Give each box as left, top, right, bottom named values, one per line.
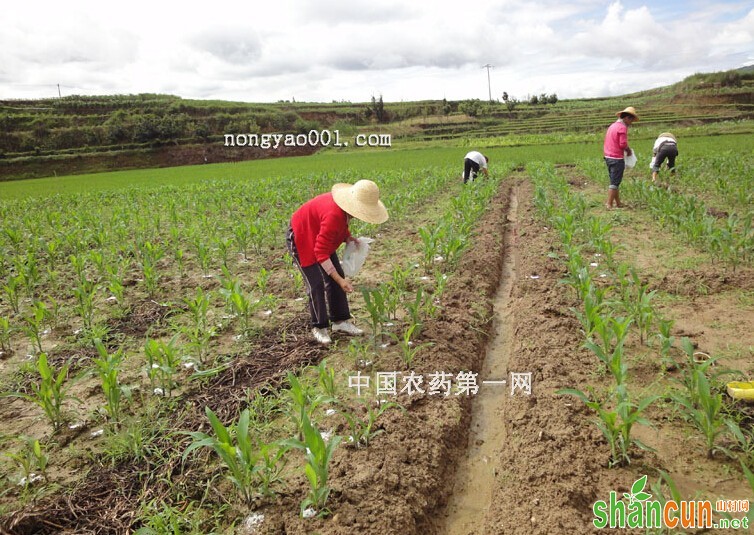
left=286, top=180, right=388, bottom=345
left=651, top=132, right=678, bottom=185
left=463, top=150, right=489, bottom=183
left=603, top=106, right=638, bottom=209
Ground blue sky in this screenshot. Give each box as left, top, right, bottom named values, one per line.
left=1, top=0, right=752, bottom=102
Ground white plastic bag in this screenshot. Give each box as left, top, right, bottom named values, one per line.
left=341, top=237, right=374, bottom=277
left=624, top=150, right=637, bottom=168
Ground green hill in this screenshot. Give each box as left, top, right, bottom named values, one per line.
left=0, top=68, right=752, bottom=180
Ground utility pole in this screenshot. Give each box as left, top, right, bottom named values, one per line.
left=482, top=64, right=494, bottom=102
left=57, top=84, right=61, bottom=98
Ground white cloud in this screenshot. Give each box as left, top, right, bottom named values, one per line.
left=0, top=0, right=751, bottom=102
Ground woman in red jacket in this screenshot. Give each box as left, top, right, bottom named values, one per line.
left=287, top=179, right=388, bottom=345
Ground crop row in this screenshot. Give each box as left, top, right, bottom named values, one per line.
left=578, top=158, right=754, bottom=270
left=1, top=165, right=507, bottom=529
left=528, top=162, right=754, bottom=527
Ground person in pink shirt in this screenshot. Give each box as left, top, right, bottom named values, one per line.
left=603, top=106, right=638, bottom=209
left=287, top=180, right=388, bottom=345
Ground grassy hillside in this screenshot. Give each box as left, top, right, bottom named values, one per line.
left=0, top=69, right=752, bottom=180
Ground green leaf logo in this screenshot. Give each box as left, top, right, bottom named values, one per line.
left=623, top=475, right=652, bottom=505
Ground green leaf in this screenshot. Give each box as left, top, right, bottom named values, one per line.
left=631, top=475, right=647, bottom=494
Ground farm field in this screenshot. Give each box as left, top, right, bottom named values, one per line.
left=0, top=129, right=753, bottom=534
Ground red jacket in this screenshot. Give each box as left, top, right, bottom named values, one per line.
left=291, top=192, right=351, bottom=268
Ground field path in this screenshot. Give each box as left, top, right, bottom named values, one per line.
left=442, top=184, right=520, bottom=534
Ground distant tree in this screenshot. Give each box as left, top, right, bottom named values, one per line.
left=442, top=98, right=451, bottom=115
left=547, top=93, right=559, bottom=105
left=529, top=95, right=539, bottom=105
left=371, top=94, right=387, bottom=122
left=502, top=93, right=519, bottom=116
left=459, top=99, right=482, bottom=117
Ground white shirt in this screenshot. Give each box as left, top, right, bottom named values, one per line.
left=465, top=151, right=487, bottom=168
left=653, top=136, right=676, bottom=150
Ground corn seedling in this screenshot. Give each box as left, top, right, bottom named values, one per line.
left=281, top=412, right=341, bottom=517
left=94, top=340, right=130, bottom=427
left=314, top=359, right=338, bottom=399
left=2, top=353, right=79, bottom=432
left=229, top=284, right=259, bottom=338
left=418, top=226, right=442, bottom=272
left=558, top=385, right=658, bottom=467
left=21, top=300, right=50, bottom=354
left=183, top=287, right=215, bottom=362
left=586, top=316, right=633, bottom=385
left=726, top=419, right=754, bottom=467
left=394, top=323, right=433, bottom=369
left=135, top=499, right=202, bottom=535
left=655, top=318, right=676, bottom=368
left=361, top=288, right=387, bottom=341
left=0, top=315, right=13, bottom=355
left=341, top=399, right=402, bottom=447
left=673, top=369, right=731, bottom=458
left=72, top=278, right=98, bottom=333
left=183, top=406, right=287, bottom=504
left=3, top=274, right=22, bottom=314
left=346, top=338, right=372, bottom=368
left=144, top=335, right=181, bottom=397
left=5, top=436, right=48, bottom=490
left=284, top=371, right=335, bottom=440
left=403, top=288, right=424, bottom=332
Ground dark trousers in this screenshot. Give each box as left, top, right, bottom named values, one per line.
left=463, top=158, right=481, bottom=183
left=286, top=227, right=351, bottom=328
left=655, top=144, right=678, bottom=172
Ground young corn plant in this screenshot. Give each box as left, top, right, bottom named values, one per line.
left=314, top=359, right=338, bottom=399
left=0, top=315, right=14, bottom=355
left=144, top=335, right=182, bottom=397
left=21, top=300, right=51, bottom=354
left=673, top=369, right=731, bottom=458
left=281, top=412, right=341, bottom=517
left=586, top=316, right=633, bottom=385
left=6, top=436, right=48, bottom=490
left=361, top=288, right=388, bottom=341
left=183, top=406, right=287, bottom=504
left=94, top=340, right=130, bottom=427
left=655, top=318, right=676, bottom=369
left=3, top=274, right=22, bottom=314
left=228, top=284, right=260, bottom=338
left=418, top=226, right=442, bottom=273
left=558, top=385, right=658, bottom=467
left=341, top=399, right=402, bottom=447
left=183, top=287, right=215, bottom=363
left=284, top=371, right=335, bottom=440
left=3, top=353, right=79, bottom=432
left=393, top=323, right=433, bottom=369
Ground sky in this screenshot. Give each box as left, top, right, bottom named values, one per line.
left=1, top=0, right=753, bottom=103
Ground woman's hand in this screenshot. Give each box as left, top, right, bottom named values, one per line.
left=331, top=270, right=354, bottom=293
left=340, top=278, right=354, bottom=293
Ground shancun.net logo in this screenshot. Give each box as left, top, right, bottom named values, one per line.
left=593, top=475, right=750, bottom=530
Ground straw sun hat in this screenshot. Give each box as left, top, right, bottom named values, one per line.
left=332, top=180, right=389, bottom=224
left=616, top=106, right=639, bottom=120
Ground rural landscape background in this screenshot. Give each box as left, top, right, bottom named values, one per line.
left=0, top=67, right=753, bottom=534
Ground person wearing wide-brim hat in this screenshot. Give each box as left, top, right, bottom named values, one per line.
left=287, top=180, right=388, bottom=345
left=603, top=106, right=638, bottom=209
left=651, top=132, right=678, bottom=184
